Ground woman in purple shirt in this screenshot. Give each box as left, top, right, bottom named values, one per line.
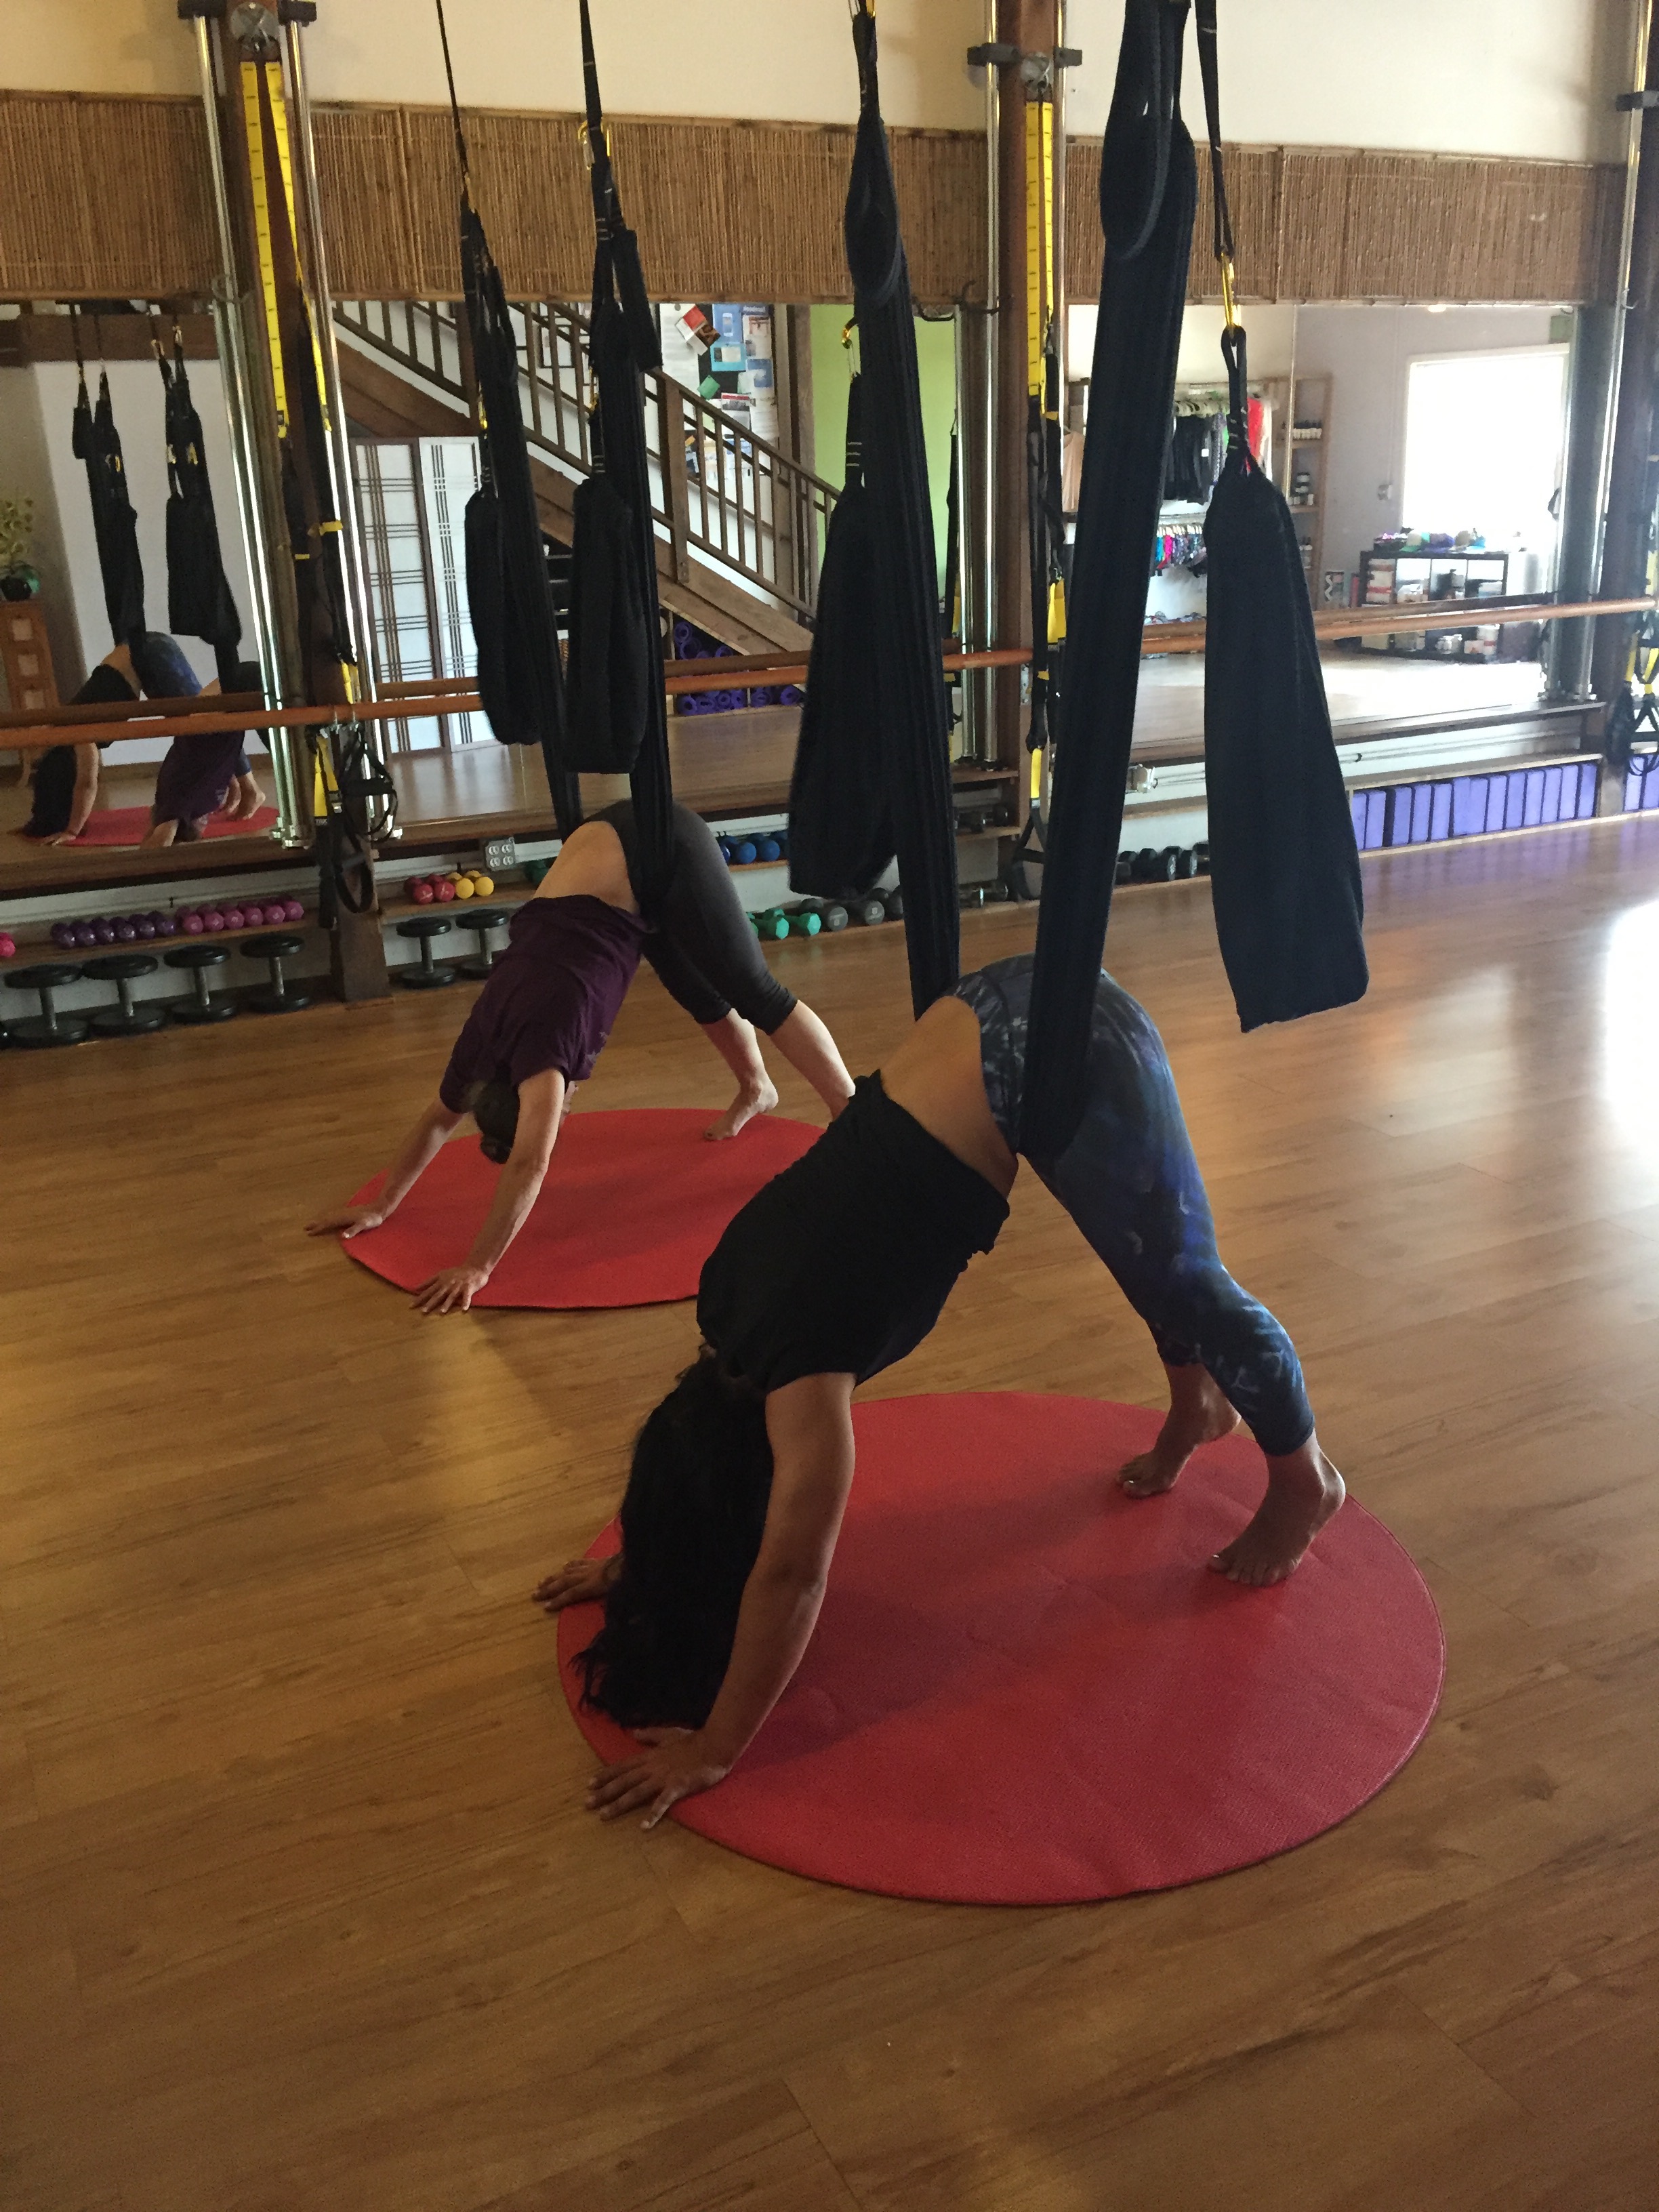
left=306, top=802, right=855, bottom=1312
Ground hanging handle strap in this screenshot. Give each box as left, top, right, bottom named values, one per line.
left=1195, top=1, right=1248, bottom=444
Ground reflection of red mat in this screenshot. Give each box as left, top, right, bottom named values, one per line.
left=558, top=1393, right=1443, bottom=1904
left=346, top=1107, right=821, bottom=1310
left=17, top=805, right=279, bottom=848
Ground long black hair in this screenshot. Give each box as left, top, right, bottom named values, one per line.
left=466, top=1076, right=518, bottom=1165
left=579, top=1353, right=775, bottom=1727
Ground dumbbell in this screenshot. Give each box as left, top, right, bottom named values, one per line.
left=5, top=962, right=88, bottom=1048
left=883, top=886, right=905, bottom=920
left=796, top=897, right=848, bottom=933
left=754, top=834, right=783, bottom=864
left=1132, top=847, right=1178, bottom=884
left=785, top=906, right=821, bottom=937
left=241, top=931, right=312, bottom=1015
left=1170, top=846, right=1200, bottom=880
left=751, top=909, right=790, bottom=941
left=851, top=890, right=888, bottom=926
left=82, top=953, right=167, bottom=1038
left=395, top=914, right=457, bottom=987
left=1114, top=853, right=1134, bottom=886
left=164, top=943, right=238, bottom=1025
left=1193, top=841, right=1211, bottom=875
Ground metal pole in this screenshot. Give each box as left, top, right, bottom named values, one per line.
left=190, top=18, right=308, bottom=850
left=981, top=0, right=1000, bottom=745
left=281, top=16, right=379, bottom=701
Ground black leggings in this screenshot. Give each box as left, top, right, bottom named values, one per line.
left=597, top=800, right=797, bottom=1034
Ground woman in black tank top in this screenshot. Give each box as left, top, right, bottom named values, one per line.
left=536, top=961, right=1345, bottom=1832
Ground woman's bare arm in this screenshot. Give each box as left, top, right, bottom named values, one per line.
left=586, top=1372, right=857, bottom=1826
left=47, top=743, right=102, bottom=844
left=304, top=1096, right=464, bottom=1240
left=411, top=1068, right=566, bottom=1313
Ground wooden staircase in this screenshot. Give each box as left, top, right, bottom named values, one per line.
left=335, top=298, right=830, bottom=657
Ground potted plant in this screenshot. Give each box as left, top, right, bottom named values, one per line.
left=0, top=495, right=40, bottom=600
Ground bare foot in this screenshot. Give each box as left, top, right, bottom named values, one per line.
left=232, top=783, right=267, bottom=821
left=705, top=1074, right=778, bottom=1141
left=1210, top=1441, right=1345, bottom=1587
left=1118, top=1368, right=1242, bottom=1498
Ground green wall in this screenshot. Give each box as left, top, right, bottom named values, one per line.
left=808, top=304, right=956, bottom=592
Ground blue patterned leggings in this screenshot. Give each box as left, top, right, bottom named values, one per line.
left=955, top=954, right=1314, bottom=1457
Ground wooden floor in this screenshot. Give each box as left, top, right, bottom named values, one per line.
left=3, top=817, right=1658, bottom=2211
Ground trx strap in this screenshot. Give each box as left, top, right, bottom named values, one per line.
left=1607, top=610, right=1659, bottom=781
left=1018, top=0, right=1194, bottom=1162
left=1025, top=75, right=1065, bottom=754
left=574, top=0, right=676, bottom=908
left=844, top=1, right=959, bottom=1015
left=1194, top=0, right=1368, bottom=1031
left=436, top=0, right=581, bottom=838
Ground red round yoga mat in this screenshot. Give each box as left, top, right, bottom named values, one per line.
left=16, top=804, right=279, bottom=848
left=557, top=1392, right=1444, bottom=1904
left=344, top=1107, right=821, bottom=1310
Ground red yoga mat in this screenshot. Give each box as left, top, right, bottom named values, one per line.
left=56, top=804, right=279, bottom=847
left=558, top=1393, right=1444, bottom=1904
left=344, top=1107, right=821, bottom=1310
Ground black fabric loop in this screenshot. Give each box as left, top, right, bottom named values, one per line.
left=805, top=12, right=957, bottom=1012
left=788, top=377, right=895, bottom=899
left=458, top=200, right=581, bottom=836
left=73, top=369, right=146, bottom=649
left=844, top=110, right=907, bottom=308
left=1099, top=0, right=1188, bottom=261
left=1221, top=320, right=1248, bottom=441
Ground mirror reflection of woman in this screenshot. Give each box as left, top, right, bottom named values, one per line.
left=536, top=953, right=1344, bottom=1830
left=306, top=802, right=855, bottom=1313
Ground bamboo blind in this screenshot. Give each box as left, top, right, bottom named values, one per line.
left=1067, top=137, right=1625, bottom=307
left=0, top=91, right=1625, bottom=312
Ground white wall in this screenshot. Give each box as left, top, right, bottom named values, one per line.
left=0, top=367, right=81, bottom=704
left=0, top=0, right=1637, bottom=157
left=1293, top=304, right=1560, bottom=593
left=1064, top=1, right=1636, bottom=164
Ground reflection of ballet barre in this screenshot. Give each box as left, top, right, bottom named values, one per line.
left=11, top=599, right=1649, bottom=747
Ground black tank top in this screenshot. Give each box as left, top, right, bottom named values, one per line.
left=697, top=1073, right=1009, bottom=1393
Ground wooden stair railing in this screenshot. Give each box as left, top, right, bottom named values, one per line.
left=335, top=297, right=838, bottom=627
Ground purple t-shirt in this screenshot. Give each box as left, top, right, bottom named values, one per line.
left=438, top=894, right=650, bottom=1110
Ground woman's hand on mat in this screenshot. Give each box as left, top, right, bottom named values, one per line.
left=304, top=1203, right=385, bottom=1240
left=531, top=1555, right=622, bottom=1612
left=586, top=1729, right=731, bottom=1828
left=411, top=1264, right=491, bottom=1315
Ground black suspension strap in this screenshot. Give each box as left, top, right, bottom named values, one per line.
left=841, top=0, right=959, bottom=1013
left=574, top=0, right=675, bottom=905
left=1018, top=0, right=1194, bottom=1161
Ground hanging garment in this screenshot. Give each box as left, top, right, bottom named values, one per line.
left=73, top=368, right=145, bottom=648
left=842, top=2, right=958, bottom=1014
left=158, top=338, right=243, bottom=686
left=563, top=471, right=652, bottom=774
left=1192, top=0, right=1366, bottom=1032
left=1162, top=411, right=1225, bottom=503
left=1019, top=0, right=1195, bottom=1163
left=788, top=375, right=894, bottom=898
left=459, top=201, right=582, bottom=838
left=574, top=0, right=675, bottom=904
left=1203, top=348, right=1367, bottom=1029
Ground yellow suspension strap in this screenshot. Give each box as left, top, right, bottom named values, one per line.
left=1025, top=59, right=1066, bottom=767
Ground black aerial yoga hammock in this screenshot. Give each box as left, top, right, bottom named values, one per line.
left=1018, top=0, right=1195, bottom=1164
left=435, top=0, right=581, bottom=839
left=1194, top=0, right=1367, bottom=1032
left=838, top=1, right=958, bottom=1015
left=787, top=373, right=894, bottom=899
left=156, top=327, right=245, bottom=688
left=568, top=0, right=675, bottom=907
left=71, top=333, right=146, bottom=650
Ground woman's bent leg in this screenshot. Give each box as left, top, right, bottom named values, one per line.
left=1039, top=976, right=1340, bottom=1582
left=700, top=1012, right=779, bottom=1139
